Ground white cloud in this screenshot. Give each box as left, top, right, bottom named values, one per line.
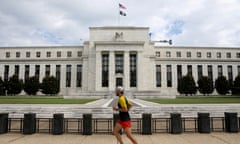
left=0, top=0, right=239, bottom=47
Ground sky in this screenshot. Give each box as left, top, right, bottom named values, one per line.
left=0, top=0, right=240, bottom=47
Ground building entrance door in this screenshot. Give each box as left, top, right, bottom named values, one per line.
left=116, top=78, right=123, bottom=87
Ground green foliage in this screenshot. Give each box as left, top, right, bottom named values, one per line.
left=215, top=76, right=230, bottom=95
left=0, top=77, right=5, bottom=95
left=177, top=75, right=197, bottom=95
left=197, top=76, right=214, bottom=95
left=41, top=76, right=60, bottom=95
left=232, top=75, right=240, bottom=95
left=24, top=76, right=40, bottom=95
left=7, top=75, right=23, bottom=95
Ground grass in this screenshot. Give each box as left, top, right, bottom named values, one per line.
left=143, top=97, right=240, bottom=104
left=0, top=96, right=97, bottom=104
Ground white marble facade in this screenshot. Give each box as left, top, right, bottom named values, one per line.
left=0, top=26, right=240, bottom=98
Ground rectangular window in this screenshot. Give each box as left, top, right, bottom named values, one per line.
left=4, top=65, right=9, bottom=81
left=102, top=54, right=109, bottom=87
left=207, top=65, right=213, bottom=80
left=218, top=65, right=223, bottom=77
left=156, top=52, right=160, bottom=57
left=177, top=65, right=182, bottom=82
left=46, top=51, right=51, bottom=57
left=236, top=53, right=240, bottom=58
left=45, top=65, right=50, bottom=77
left=14, top=65, right=20, bottom=77
left=115, top=54, right=124, bottom=74
left=228, top=65, right=233, bottom=82
left=16, top=52, right=20, bottom=58
left=167, top=65, right=172, bottom=87
left=217, top=52, right=221, bottom=58
left=66, top=65, right=72, bottom=87
left=36, top=52, right=41, bottom=58
left=6, top=52, right=10, bottom=58
left=187, top=65, right=192, bottom=76
left=67, top=51, right=72, bottom=57
left=35, top=65, right=40, bottom=80
left=197, top=52, right=201, bottom=58
left=156, top=65, right=161, bottom=87
left=57, top=51, right=61, bottom=57
left=166, top=51, right=171, bottom=57
left=238, top=66, right=240, bottom=76
left=25, top=65, right=30, bottom=81
left=77, top=51, right=82, bottom=57
left=197, top=65, right=203, bottom=80
left=176, top=52, right=181, bottom=57
left=207, top=52, right=211, bottom=58
left=130, top=54, right=137, bottom=87
left=26, top=52, right=30, bottom=58
left=187, top=52, right=191, bottom=58
left=226, top=52, right=231, bottom=58
left=76, top=65, right=82, bottom=87
left=56, top=65, right=61, bottom=82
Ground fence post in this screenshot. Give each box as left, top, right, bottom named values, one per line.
left=23, top=113, right=36, bottom=134
left=52, top=113, right=64, bottom=135
left=82, top=114, right=92, bottom=135
left=142, top=113, right=152, bottom=135
left=198, top=113, right=210, bottom=133
left=0, top=113, right=8, bottom=134
left=170, top=113, right=182, bottom=134
left=225, top=112, right=238, bottom=133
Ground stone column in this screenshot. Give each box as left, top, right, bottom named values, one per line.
left=124, top=51, right=130, bottom=90
left=109, top=51, right=115, bottom=91
left=95, top=51, right=102, bottom=91
left=71, top=64, right=77, bottom=88
left=161, top=64, right=167, bottom=88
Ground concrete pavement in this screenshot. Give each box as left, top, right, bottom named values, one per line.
left=0, top=133, right=240, bottom=144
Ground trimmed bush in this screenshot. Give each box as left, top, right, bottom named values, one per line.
left=215, top=76, right=230, bottom=95
left=197, top=76, right=214, bottom=95
left=0, top=77, right=5, bottom=95
left=177, top=75, right=197, bottom=96
left=24, top=76, right=40, bottom=95
left=41, top=76, right=60, bottom=95
left=232, top=75, right=240, bottom=95
left=7, top=75, right=23, bottom=95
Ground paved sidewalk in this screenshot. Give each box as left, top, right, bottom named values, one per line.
left=0, top=133, right=239, bottom=144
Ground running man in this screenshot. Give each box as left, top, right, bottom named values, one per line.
left=112, top=86, right=138, bottom=144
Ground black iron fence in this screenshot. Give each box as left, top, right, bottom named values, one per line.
left=0, top=113, right=239, bottom=135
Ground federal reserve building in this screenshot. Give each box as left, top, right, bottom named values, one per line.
left=0, top=26, right=240, bottom=98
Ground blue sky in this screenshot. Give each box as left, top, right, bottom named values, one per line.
left=0, top=0, right=239, bottom=47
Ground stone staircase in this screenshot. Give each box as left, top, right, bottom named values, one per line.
left=132, top=91, right=176, bottom=99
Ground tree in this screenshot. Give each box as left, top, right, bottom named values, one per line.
left=177, top=75, right=197, bottom=96
left=215, top=76, right=230, bottom=95
left=41, top=76, right=60, bottom=95
left=197, top=76, right=214, bottom=95
left=7, top=75, right=23, bottom=95
left=24, top=76, right=40, bottom=95
left=231, top=75, right=240, bottom=95
left=0, top=77, right=5, bottom=95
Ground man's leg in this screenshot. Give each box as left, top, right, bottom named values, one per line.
left=113, top=123, right=124, bottom=144
left=124, top=127, right=138, bottom=144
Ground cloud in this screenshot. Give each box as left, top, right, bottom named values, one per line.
left=0, top=0, right=239, bottom=47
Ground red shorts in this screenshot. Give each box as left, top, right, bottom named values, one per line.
left=117, top=120, right=131, bottom=129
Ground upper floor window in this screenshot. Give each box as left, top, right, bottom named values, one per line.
left=16, top=52, right=20, bottom=58
left=226, top=52, right=231, bottom=58
left=156, top=51, right=160, bottom=57
left=6, top=52, right=10, bottom=58
left=207, top=52, right=211, bottom=58
left=26, top=52, right=30, bottom=58
left=77, top=51, right=82, bottom=57
left=57, top=51, right=61, bottom=57
left=197, top=52, right=201, bottom=58
left=176, top=52, right=181, bottom=57
left=187, top=52, right=191, bottom=58
left=166, top=51, right=171, bottom=57
left=36, top=52, right=41, bottom=58
left=67, top=51, right=72, bottom=57
left=217, top=52, right=221, bottom=58
left=236, top=53, right=240, bottom=58
left=46, top=51, right=51, bottom=57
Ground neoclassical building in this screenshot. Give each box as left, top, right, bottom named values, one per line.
left=0, top=26, right=240, bottom=98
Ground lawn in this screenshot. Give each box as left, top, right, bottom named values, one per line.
left=143, top=97, right=240, bottom=104
left=0, top=96, right=97, bottom=104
